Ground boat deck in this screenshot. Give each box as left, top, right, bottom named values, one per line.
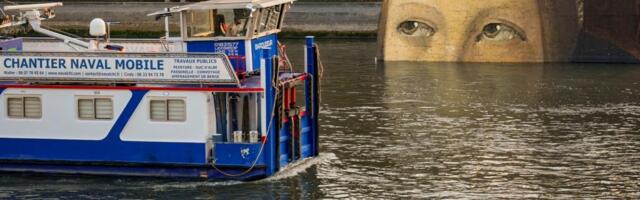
left=21, top=38, right=183, bottom=53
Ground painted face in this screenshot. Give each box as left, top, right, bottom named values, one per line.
left=378, top=0, right=579, bottom=62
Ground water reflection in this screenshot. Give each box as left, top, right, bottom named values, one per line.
left=1, top=40, right=640, bottom=199
left=367, top=61, right=640, bottom=198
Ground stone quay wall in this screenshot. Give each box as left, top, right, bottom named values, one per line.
left=40, top=2, right=381, bottom=37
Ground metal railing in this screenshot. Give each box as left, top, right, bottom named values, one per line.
left=227, top=55, right=246, bottom=74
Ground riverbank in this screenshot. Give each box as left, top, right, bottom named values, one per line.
left=18, top=2, right=381, bottom=38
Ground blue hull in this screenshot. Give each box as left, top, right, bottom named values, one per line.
left=0, top=35, right=322, bottom=181
left=0, top=138, right=208, bottom=165
left=0, top=90, right=209, bottom=165
left=0, top=161, right=267, bottom=181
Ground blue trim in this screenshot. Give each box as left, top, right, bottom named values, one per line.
left=207, top=166, right=266, bottom=181
left=187, top=41, right=216, bottom=53
left=0, top=88, right=4, bottom=95
left=0, top=162, right=266, bottom=181
left=186, top=40, right=248, bottom=73
left=214, top=143, right=266, bottom=167
left=279, top=120, right=291, bottom=168
left=264, top=49, right=277, bottom=176
left=305, top=36, right=320, bottom=156
left=251, top=34, right=278, bottom=71
left=0, top=90, right=207, bottom=165
left=300, top=115, right=313, bottom=158
left=0, top=139, right=207, bottom=164
left=105, top=90, right=147, bottom=142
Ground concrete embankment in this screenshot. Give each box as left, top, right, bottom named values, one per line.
left=39, top=2, right=381, bottom=38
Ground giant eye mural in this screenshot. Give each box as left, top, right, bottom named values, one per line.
left=378, top=0, right=640, bottom=63
left=477, top=23, right=526, bottom=42
left=397, top=21, right=436, bottom=38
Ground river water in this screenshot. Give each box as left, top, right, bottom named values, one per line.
left=2, top=39, right=640, bottom=199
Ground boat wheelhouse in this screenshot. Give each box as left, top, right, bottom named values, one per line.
left=0, top=0, right=321, bottom=180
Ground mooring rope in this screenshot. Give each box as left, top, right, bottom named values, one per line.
left=211, top=42, right=323, bottom=178
left=210, top=57, right=282, bottom=177
left=313, top=44, right=324, bottom=103
left=278, top=41, right=294, bottom=73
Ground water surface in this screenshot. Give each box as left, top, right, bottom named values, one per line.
left=2, top=39, right=640, bottom=199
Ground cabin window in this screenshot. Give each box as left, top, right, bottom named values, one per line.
left=167, top=13, right=183, bottom=38
left=150, top=99, right=186, bottom=122
left=7, top=96, right=42, bottom=119
left=256, top=5, right=283, bottom=34
left=78, top=98, right=113, bottom=120
left=213, top=93, right=228, bottom=138
left=186, top=9, right=251, bottom=38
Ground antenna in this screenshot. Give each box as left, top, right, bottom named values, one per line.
left=3, top=2, right=62, bottom=11
left=0, top=2, right=63, bottom=29
left=0, top=2, right=89, bottom=49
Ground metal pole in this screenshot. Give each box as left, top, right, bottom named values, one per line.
left=263, top=49, right=278, bottom=176
left=304, top=36, right=319, bottom=156
left=29, top=20, right=90, bottom=49
left=164, top=8, right=171, bottom=39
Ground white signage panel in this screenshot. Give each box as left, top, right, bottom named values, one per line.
left=0, top=52, right=238, bottom=84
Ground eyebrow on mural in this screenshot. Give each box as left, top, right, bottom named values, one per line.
left=390, top=2, right=445, bottom=25
left=465, top=8, right=529, bottom=42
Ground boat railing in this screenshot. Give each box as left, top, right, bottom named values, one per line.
left=227, top=55, right=246, bottom=74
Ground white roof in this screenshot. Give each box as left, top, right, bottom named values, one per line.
left=149, top=0, right=294, bottom=16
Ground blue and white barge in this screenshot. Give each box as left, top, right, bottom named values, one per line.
left=0, top=0, right=321, bottom=180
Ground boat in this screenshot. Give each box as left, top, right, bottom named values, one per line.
left=0, top=0, right=321, bottom=181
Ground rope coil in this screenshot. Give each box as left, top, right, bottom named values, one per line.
left=211, top=42, right=323, bottom=178
left=210, top=57, right=282, bottom=177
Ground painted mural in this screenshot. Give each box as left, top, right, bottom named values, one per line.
left=378, top=0, right=640, bottom=63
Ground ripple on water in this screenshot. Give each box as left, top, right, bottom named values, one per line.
left=2, top=40, right=640, bottom=199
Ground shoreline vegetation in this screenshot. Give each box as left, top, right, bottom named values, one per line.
left=2, top=1, right=381, bottom=39
left=36, top=0, right=379, bottom=1
left=12, top=27, right=380, bottom=40
left=12, top=28, right=378, bottom=39
left=20, top=28, right=379, bottom=39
